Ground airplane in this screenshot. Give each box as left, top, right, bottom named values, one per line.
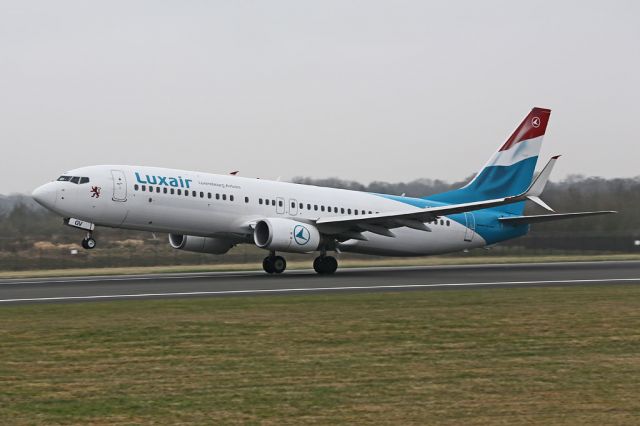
left=31, top=107, right=616, bottom=274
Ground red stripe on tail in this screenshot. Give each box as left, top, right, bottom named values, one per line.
left=499, top=107, right=551, bottom=152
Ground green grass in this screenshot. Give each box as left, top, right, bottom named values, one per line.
left=2, top=253, right=640, bottom=279
left=2, top=285, right=640, bottom=424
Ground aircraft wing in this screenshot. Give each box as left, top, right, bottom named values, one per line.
left=315, top=156, right=560, bottom=239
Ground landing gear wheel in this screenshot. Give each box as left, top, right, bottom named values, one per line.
left=272, top=256, right=287, bottom=274
left=263, top=256, right=275, bottom=274
left=263, top=255, right=287, bottom=274
left=313, top=256, right=338, bottom=275
left=82, top=237, right=96, bottom=250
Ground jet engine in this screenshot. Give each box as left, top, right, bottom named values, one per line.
left=253, top=218, right=321, bottom=253
left=168, top=234, right=234, bottom=254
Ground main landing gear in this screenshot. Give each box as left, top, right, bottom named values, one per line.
left=81, top=232, right=97, bottom=250
left=263, top=253, right=287, bottom=274
left=313, top=255, right=338, bottom=275
left=261, top=252, right=339, bottom=275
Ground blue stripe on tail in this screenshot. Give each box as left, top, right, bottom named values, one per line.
left=426, top=156, right=538, bottom=215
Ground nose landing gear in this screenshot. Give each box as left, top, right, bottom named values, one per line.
left=263, top=253, right=287, bottom=274
left=81, top=232, right=97, bottom=250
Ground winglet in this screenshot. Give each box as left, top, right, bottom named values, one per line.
left=527, top=196, right=555, bottom=212
left=524, top=155, right=560, bottom=198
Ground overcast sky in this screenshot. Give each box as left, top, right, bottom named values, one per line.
left=1, top=1, right=638, bottom=194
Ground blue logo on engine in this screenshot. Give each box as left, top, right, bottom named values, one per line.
left=293, top=225, right=310, bottom=245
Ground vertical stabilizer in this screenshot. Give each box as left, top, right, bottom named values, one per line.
left=428, top=107, right=551, bottom=214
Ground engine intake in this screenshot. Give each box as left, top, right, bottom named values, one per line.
left=168, top=234, right=234, bottom=254
left=254, top=218, right=321, bottom=253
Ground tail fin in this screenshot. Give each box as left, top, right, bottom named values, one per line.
left=428, top=107, right=551, bottom=214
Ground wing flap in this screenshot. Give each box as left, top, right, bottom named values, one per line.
left=498, top=211, right=617, bottom=225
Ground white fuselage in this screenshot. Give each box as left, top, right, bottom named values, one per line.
left=32, top=165, right=486, bottom=256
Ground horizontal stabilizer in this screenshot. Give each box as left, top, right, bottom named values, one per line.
left=498, top=211, right=617, bottom=225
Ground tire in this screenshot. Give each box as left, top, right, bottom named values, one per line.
left=324, top=256, right=338, bottom=274
left=313, top=256, right=338, bottom=275
left=272, top=256, right=287, bottom=274
left=313, top=256, right=323, bottom=273
left=85, top=238, right=97, bottom=249
left=263, top=257, right=275, bottom=274
left=81, top=239, right=89, bottom=249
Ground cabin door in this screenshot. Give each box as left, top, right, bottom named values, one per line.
left=111, top=170, right=127, bottom=202
left=464, top=212, right=476, bottom=242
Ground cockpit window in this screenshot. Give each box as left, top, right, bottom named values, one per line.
left=57, top=176, right=90, bottom=184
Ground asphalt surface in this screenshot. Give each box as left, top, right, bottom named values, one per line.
left=1, top=261, right=639, bottom=305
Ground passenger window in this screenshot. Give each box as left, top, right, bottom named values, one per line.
left=142, top=185, right=146, bottom=191
left=156, top=187, right=161, bottom=193
left=245, top=196, right=249, bottom=203
left=299, top=203, right=303, bottom=209
left=148, top=186, right=153, bottom=192
left=341, top=208, right=345, bottom=214
left=446, top=220, right=450, bottom=226
left=272, top=200, right=275, bottom=205
left=171, top=188, right=175, bottom=195
left=361, top=210, right=365, bottom=215
left=177, top=189, right=181, bottom=195
left=314, top=205, right=318, bottom=211
left=208, top=193, right=212, bottom=199
left=347, top=208, right=351, bottom=214
left=259, top=198, right=263, bottom=205
left=291, top=202, right=295, bottom=208
left=185, top=191, right=189, bottom=197
left=265, top=199, right=269, bottom=205
left=200, top=191, right=204, bottom=198
left=354, top=210, right=358, bottom=215
left=134, top=184, right=139, bottom=191
left=278, top=200, right=283, bottom=207
left=163, top=187, right=167, bottom=194
left=80, top=177, right=89, bottom=184
left=230, top=195, right=234, bottom=202
left=222, top=194, right=227, bottom=201
left=307, top=204, right=311, bottom=210
left=440, top=220, right=444, bottom=225
left=321, top=206, right=325, bottom=212
left=70, top=176, right=80, bottom=184
left=216, top=193, right=220, bottom=200
left=368, top=211, right=372, bottom=214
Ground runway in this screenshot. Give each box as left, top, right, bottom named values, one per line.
left=1, top=261, right=639, bottom=305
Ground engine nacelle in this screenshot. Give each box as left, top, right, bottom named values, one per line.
left=168, top=234, right=234, bottom=254
left=253, top=218, right=321, bottom=253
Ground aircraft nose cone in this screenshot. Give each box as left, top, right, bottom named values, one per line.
left=32, top=183, right=56, bottom=209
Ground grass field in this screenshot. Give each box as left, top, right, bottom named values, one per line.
left=2, top=285, right=640, bottom=425
left=1, top=253, right=640, bottom=279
